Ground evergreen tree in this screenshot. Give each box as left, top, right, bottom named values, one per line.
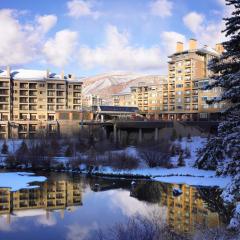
left=1, top=141, right=8, bottom=154
left=170, top=129, right=177, bottom=142
left=195, top=0, right=240, bottom=229
left=16, top=141, right=29, bottom=168
left=195, top=0, right=240, bottom=176
left=178, top=134, right=182, bottom=142
left=177, top=152, right=185, bottom=167
left=65, top=145, right=73, bottom=157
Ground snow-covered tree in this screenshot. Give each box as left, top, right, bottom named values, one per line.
left=195, top=0, right=240, bottom=176
left=195, top=0, right=240, bottom=229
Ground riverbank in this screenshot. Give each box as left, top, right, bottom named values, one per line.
left=0, top=136, right=232, bottom=188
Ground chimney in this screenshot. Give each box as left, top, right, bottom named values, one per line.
left=176, top=42, right=184, bottom=52
left=6, top=66, right=11, bottom=78
left=215, top=43, right=224, bottom=54
left=189, top=39, right=197, bottom=50
left=60, top=70, right=65, bottom=79
left=46, top=69, right=50, bottom=78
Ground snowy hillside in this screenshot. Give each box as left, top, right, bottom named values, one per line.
left=82, top=72, right=166, bottom=101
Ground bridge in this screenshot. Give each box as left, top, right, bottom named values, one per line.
left=80, top=120, right=219, bottom=144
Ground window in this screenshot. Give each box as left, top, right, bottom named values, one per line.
left=176, top=84, right=183, bottom=88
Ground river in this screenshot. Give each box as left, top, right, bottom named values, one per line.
left=0, top=171, right=231, bottom=240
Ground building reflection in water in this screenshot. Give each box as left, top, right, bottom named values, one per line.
left=131, top=182, right=221, bottom=234
left=0, top=180, right=83, bottom=224
left=0, top=177, right=224, bottom=235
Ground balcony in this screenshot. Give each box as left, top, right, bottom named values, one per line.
left=56, top=91, right=64, bottom=97
left=29, top=91, right=37, bottom=96
left=48, top=91, right=55, bottom=97
left=0, top=126, right=7, bottom=132
left=0, top=82, right=9, bottom=88
left=56, top=84, right=65, bottom=90
left=0, top=105, right=8, bottom=110
left=19, top=125, right=28, bottom=132
left=29, top=105, right=37, bottom=111
left=20, top=83, right=28, bottom=89
left=73, top=85, right=81, bottom=90
left=0, top=90, right=8, bottom=95
left=48, top=84, right=55, bottom=89
left=20, top=97, right=28, bottom=103
left=29, top=125, right=37, bottom=131
left=29, top=98, right=37, bottom=103
left=20, top=105, right=28, bottom=110
left=29, top=83, right=37, bottom=89
left=20, top=90, right=28, bottom=96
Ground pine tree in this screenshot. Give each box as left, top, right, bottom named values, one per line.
left=177, top=152, right=185, bottom=167
left=195, top=0, right=240, bottom=176
left=65, top=145, right=73, bottom=157
left=195, top=0, right=240, bottom=229
left=1, top=141, right=8, bottom=154
left=170, top=129, right=177, bottom=142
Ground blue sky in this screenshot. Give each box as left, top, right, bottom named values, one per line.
left=0, top=0, right=228, bottom=76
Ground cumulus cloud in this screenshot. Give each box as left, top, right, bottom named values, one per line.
left=78, top=24, right=164, bottom=72
left=183, top=12, right=204, bottom=33
left=67, top=0, right=101, bottom=19
left=43, top=29, right=78, bottom=67
left=36, top=14, right=58, bottom=33
left=0, top=9, right=57, bottom=66
left=161, top=31, right=187, bottom=54
left=149, top=0, right=173, bottom=18
left=183, top=11, right=225, bottom=47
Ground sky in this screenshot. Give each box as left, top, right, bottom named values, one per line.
left=0, top=0, right=231, bottom=77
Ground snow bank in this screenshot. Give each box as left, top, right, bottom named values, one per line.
left=91, top=166, right=231, bottom=188
left=0, top=172, right=47, bottom=191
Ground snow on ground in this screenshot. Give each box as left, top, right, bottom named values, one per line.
left=89, top=137, right=231, bottom=188
left=0, top=139, right=28, bottom=154
left=91, top=166, right=231, bottom=188
left=171, top=136, right=207, bottom=167
left=0, top=172, right=46, bottom=191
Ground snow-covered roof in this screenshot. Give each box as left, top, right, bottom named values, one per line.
left=198, top=46, right=219, bottom=56
left=0, top=68, right=83, bottom=82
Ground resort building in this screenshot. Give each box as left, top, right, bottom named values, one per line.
left=163, top=39, right=224, bottom=120
left=112, top=40, right=225, bottom=120
left=0, top=68, right=83, bottom=138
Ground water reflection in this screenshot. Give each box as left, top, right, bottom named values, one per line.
left=0, top=173, right=227, bottom=239
left=131, top=181, right=221, bottom=234
left=0, top=176, right=82, bottom=225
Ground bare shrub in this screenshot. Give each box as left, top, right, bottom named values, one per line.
left=140, top=140, right=172, bottom=168
left=193, top=226, right=240, bottom=240
left=105, top=152, right=139, bottom=170
left=92, top=210, right=185, bottom=240
left=141, top=150, right=171, bottom=168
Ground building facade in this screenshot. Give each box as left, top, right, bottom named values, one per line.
left=112, top=40, right=225, bottom=120
left=0, top=68, right=83, bottom=138
left=163, top=39, right=224, bottom=120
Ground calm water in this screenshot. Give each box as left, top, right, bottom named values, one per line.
left=0, top=172, right=230, bottom=240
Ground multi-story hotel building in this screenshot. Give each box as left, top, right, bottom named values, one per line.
left=163, top=39, right=224, bottom=120
left=0, top=68, right=83, bottom=138
left=112, top=40, right=225, bottom=120
left=113, top=75, right=167, bottom=118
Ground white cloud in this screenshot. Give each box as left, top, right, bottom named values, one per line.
left=183, top=11, right=225, bottom=47
left=183, top=12, right=204, bottom=33
left=0, top=9, right=57, bottom=66
left=67, top=0, right=101, bottom=19
left=78, top=24, right=164, bottom=72
left=150, top=0, right=173, bottom=18
left=36, top=15, right=57, bottom=33
left=43, top=29, right=78, bottom=67
left=161, top=31, right=187, bottom=54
